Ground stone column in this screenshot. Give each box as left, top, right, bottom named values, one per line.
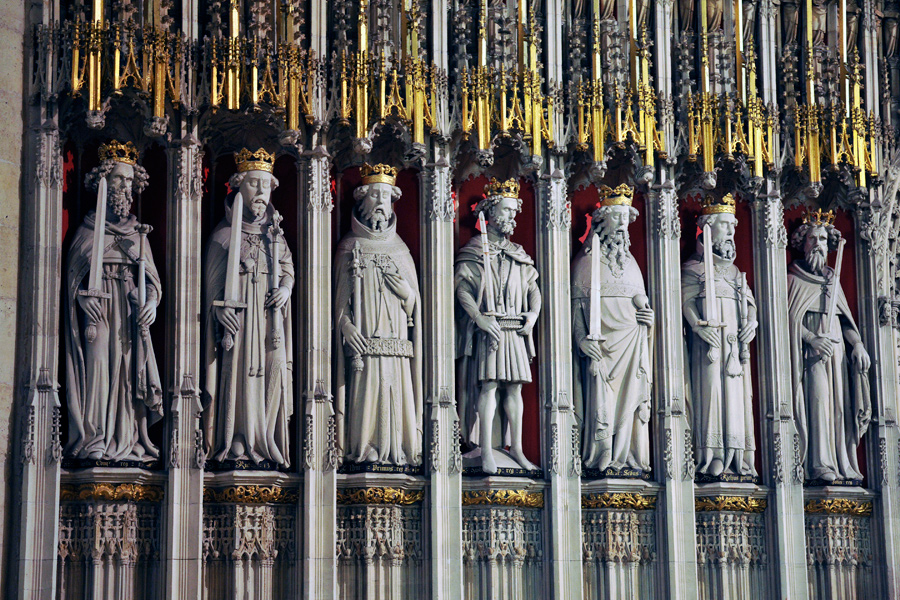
left=420, top=153, right=463, bottom=600
left=162, top=135, right=205, bottom=600
left=645, top=177, right=699, bottom=598
left=855, top=198, right=900, bottom=599
left=748, top=188, right=809, bottom=599
left=12, top=19, right=64, bottom=591
left=534, top=163, right=583, bottom=600
left=298, top=148, right=337, bottom=600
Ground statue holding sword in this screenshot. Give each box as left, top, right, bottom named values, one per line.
left=788, top=209, right=871, bottom=483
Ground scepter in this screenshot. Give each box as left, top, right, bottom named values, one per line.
left=269, top=211, right=284, bottom=349
left=78, top=176, right=112, bottom=343
left=136, top=223, right=153, bottom=340
left=350, top=241, right=364, bottom=371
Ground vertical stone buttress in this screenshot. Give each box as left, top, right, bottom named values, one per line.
left=12, top=3, right=63, bottom=597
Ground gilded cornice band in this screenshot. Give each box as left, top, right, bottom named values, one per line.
left=804, top=499, right=873, bottom=516
left=461, top=490, right=544, bottom=508
left=581, top=492, right=657, bottom=510
left=60, top=483, right=165, bottom=503
left=204, top=485, right=299, bottom=504
left=336, top=487, right=426, bottom=505
left=694, top=496, right=767, bottom=513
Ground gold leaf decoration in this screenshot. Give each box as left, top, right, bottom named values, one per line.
left=804, top=499, right=873, bottom=516
left=695, top=496, right=767, bottom=513
left=60, top=483, right=164, bottom=503
left=581, top=492, right=657, bottom=510
left=203, top=485, right=299, bottom=504
left=461, top=490, right=544, bottom=508
left=336, top=487, right=425, bottom=505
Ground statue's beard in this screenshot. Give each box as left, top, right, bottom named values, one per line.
left=250, top=199, right=268, bottom=220
left=712, top=238, right=736, bottom=261
left=109, top=187, right=132, bottom=219
left=806, top=246, right=827, bottom=274
left=364, top=207, right=390, bottom=231
left=599, top=228, right=631, bottom=273
left=492, top=217, right=516, bottom=236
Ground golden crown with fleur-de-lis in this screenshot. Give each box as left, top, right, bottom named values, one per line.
left=484, top=177, right=520, bottom=199
left=98, top=140, right=139, bottom=165
left=361, top=163, right=398, bottom=185
left=701, top=193, right=736, bottom=215
left=802, top=208, right=836, bottom=227
left=598, top=183, right=634, bottom=208
left=234, top=147, right=276, bottom=173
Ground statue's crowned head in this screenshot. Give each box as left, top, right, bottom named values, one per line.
left=792, top=209, right=841, bottom=275
left=478, top=178, right=522, bottom=236
left=230, top=148, right=280, bottom=221
left=353, top=164, right=401, bottom=231
left=593, top=184, right=638, bottom=238
left=85, top=140, right=149, bottom=221
left=698, top=194, right=738, bottom=262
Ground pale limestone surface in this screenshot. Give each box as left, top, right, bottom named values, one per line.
left=0, top=1, right=24, bottom=596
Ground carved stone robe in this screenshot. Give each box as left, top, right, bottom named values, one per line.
left=682, top=244, right=757, bottom=475
left=203, top=194, right=294, bottom=467
left=787, top=261, right=871, bottom=481
left=64, top=211, right=163, bottom=461
left=455, top=235, right=540, bottom=448
left=334, top=215, right=423, bottom=466
left=572, top=246, right=652, bottom=471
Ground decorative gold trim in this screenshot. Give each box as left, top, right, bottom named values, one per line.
left=581, top=492, right=656, bottom=510
left=204, top=485, right=299, bottom=504
left=234, top=147, right=276, bottom=173
left=462, top=490, right=544, bottom=508
left=695, top=496, right=767, bottom=513
left=805, top=499, right=873, bottom=516
left=336, top=487, right=425, bottom=505
left=60, top=483, right=164, bottom=503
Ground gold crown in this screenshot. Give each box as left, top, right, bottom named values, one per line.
left=361, top=163, right=398, bottom=185
left=802, top=208, right=836, bottom=227
left=234, top=148, right=276, bottom=173
left=701, top=193, right=736, bottom=215
left=598, top=184, right=634, bottom=207
left=98, top=140, right=139, bottom=165
left=484, top=177, right=520, bottom=199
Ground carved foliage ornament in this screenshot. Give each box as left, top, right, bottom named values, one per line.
left=337, top=487, right=425, bottom=505
left=804, top=499, right=874, bottom=516
left=461, top=489, right=544, bottom=508
left=695, top=496, right=767, bottom=513
left=581, top=492, right=657, bottom=510
left=203, top=485, right=299, bottom=504
left=60, top=483, right=165, bottom=503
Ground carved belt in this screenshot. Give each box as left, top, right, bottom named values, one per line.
left=497, top=316, right=525, bottom=331
left=345, top=337, right=414, bottom=358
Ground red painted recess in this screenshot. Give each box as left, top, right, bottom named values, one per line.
left=455, top=174, right=542, bottom=468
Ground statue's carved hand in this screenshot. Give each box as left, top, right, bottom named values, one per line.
left=77, top=294, right=104, bottom=323
left=518, top=312, right=538, bottom=336
left=739, top=319, right=758, bottom=344
left=265, top=286, right=291, bottom=310
left=341, top=321, right=367, bottom=356
left=578, top=337, right=605, bottom=362
left=694, top=324, right=720, bottom=348
left=474, top=314, right=501, bottom=342
left=808, top=335, right=834, bottom=358
left=851, top=342, right=871, bottom=372
left=382, top=271, right=412, bottom=302
left=215, top=306, right=240, bottom=336
left=138, top=299, right=157, bottom=327
left=635, top=307, right=654, bottom=327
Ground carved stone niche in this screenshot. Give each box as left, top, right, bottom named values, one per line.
left=804, top=490, right=876, bottom=600
left=694, top=493, right=769, bottom=600
left=581, top=481, right=658, bottom=600
left=57, top=475, right=165, bottom=600
left=335, top=473, right=427, bottom=600
left=461, top=477, right=545, bottom=600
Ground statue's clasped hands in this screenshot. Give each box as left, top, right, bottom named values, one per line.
left=517, top=311, right=537, bottom=336
left=215, top=305, right=241, bottom=336
left=475, top=313, right=501, bottom=342
left=738, top=319, right=758, bottom=344
left=77, top=294, right=104, bottom=324
left=341, top=320, right=368, bottom=357
left=265, top=286, right=291, bottom=310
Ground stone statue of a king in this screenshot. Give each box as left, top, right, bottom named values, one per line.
left=787, top=209, right=871, bottom=483
left=334, top=164, right=423, bottom=466
left=572, top=184, right=653, bottom=473
left=203, top=148, right=294, bottom=467
left=682, top=194, right=758, bottom=478
left=64, top=140, right=162, bottom=461
left=456, top=178, right=541, bottom=474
